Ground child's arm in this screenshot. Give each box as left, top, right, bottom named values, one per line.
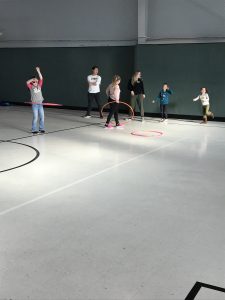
left=114, top=86, right=120, bottom=103
left=152, top=92, right=161, bottom=103
left=127, top=79, right=134, bottom=96
left=36, top=67, right=43, bottom=87
left=141, top=80, right=145, bottom=98
left=36, top=67, right=43, bottom=80
left=157, top=91, right=162, bottom=101
left=96, top=76, right=101, bottom=86
left=26, top=78, right=34, bottom=89
left=166, top=89, right=172, bottom=94
left=193, top=95, right=200, bottom=101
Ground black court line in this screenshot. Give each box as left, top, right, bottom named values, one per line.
left=1, top=122, right=101, bottom=143
left=0, top=141, right=40, bottom=173
left=185, top=281, right=225, bottom=300
left=0, top=123, right=103, bottom=173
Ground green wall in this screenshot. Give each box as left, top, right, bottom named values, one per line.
left=136, top=43, right=225, bottom=117
left=0, top=43, right=225, bottom=118
left=0, top=47, right=134, bottom=107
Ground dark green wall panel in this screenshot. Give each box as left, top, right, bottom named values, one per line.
left=1, top=44, right=225, bottom=117
left=0, top=47, right=134, bottom=107
left=136, top=43, right=225, bottom=117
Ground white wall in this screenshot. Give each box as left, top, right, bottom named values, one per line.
left=0, top=0, right=225, bottom=47
left=145, top=0, right=225, bottom=43
left=0, top=0, right=137, bottom=47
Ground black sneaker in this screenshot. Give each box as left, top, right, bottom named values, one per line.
left=32, top=131, right=39, bottom=135
left=39, top=130, right=45, bottom=134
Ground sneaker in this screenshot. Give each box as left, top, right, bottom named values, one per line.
left=32, top=131, right=39, bottom=135
left=116, top=124, right=124, bottom=129
left=164, top=119, right=168, bottom=123
left=39, top=130, right=45, bottom=134
left=83, top=115, right=91, bottom=118
left=105, top=124, right=113, bottom=129
left=160, top=118, right=165, bottom=122
left=141, top=117, right=145, bottom=122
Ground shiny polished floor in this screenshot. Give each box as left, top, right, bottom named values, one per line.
left=1, top=106, right=225, bottom=300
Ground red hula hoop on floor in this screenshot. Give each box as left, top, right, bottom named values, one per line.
left=131, top=130, right=164, bottom=138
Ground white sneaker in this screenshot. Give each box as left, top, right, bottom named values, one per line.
left=160, top=118, right=164, bottom=122
left=84, top=115, right=91, bottom=118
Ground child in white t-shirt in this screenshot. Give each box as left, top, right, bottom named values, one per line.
left=193, top=87, right=214, bottom=123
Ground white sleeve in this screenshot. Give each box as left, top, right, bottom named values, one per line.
left=205, top=93, right=209, bottom=101
left=193, top=95, right=200, bottom=101
left=96, top=76, right=101, bottom=85
left=87, top=75, right=91, bottom=83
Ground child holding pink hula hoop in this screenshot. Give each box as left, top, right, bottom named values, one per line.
left=105, top=75, right=123, bottom=129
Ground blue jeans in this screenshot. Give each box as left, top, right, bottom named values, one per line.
left=32, top=104, right=45, bottom=131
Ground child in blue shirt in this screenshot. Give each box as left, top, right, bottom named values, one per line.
left=155, top=83, right=172, bottom=122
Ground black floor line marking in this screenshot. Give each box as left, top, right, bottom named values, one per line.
left=0, top=141, right=40, bottom=173
left=1, top=122, right=101, bottom=143
left=185, top=281, right=225, bottom=300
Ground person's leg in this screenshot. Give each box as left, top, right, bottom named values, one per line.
left=160, top=104, right=164, bottom=120
left=85, top=93, right=93, bottom=116
left=106, top=102, right=116, bottom=125
left=32, top=104, right=38, bottom=132
left=202, top=106, right=207, bottom=123
left=206, top=105, right=214, bottom=119
left=39, top=105, right=45, bottom=131
left=94, top=92, right=103, bottom=118
left=130, top=95, right=137, bottom=118
left=114, top=103, right=120, bottom=125
left=137, top=94, right=145, bottom=118
left=164, top=104, right=168, bottom=119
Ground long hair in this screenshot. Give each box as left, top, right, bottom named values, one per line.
left=112, top=75, right=121, bottom=86
left=131, top=71, right=140, bottom=85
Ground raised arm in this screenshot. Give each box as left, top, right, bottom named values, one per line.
left=36, top=67, right=43, bottom=80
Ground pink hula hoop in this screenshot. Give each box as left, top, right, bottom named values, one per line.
left=131, top=130, right=164, bottom=138
left=24, top=102, right=63, bottom=106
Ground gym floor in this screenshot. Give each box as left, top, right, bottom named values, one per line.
left=1, top=106, right=225, bottom=300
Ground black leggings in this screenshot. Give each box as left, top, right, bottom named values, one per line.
left=160, top=104, right=168, bottom=119
left=106, top=100, right=119, bottom=125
